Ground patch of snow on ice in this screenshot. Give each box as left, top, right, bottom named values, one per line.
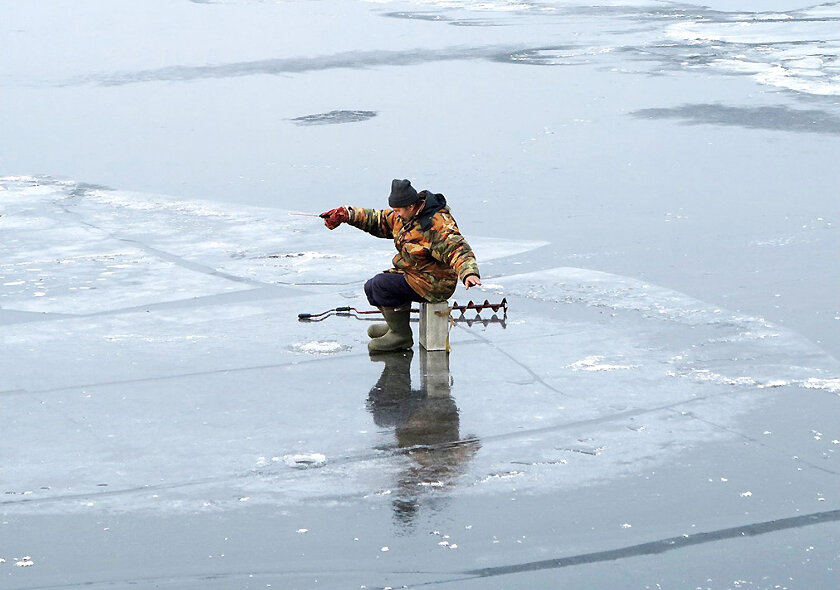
left=496, top=266, right=764, bottom=328
left=668, top=369, right=764, bottom=388
left=478, top=283, right=505, bottom=291
left=568, top=355, right=636, bottom=372
left=475, top=471, right=524, bottom=484
left=802, top=378, right=840, bottom=394
left=290, top=340, right=351, bottom=355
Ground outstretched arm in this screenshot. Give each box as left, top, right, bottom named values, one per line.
left=319, top=206, right=395, bottom=239
left=346, top=207, right=395, bottom=239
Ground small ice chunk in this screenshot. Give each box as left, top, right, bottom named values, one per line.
left=621, top=523, right=632, bottom=528
left=15, top=556, right=34, bottom=567
left=380, top=546, right=389, bottom=552
left=740, top=491, right=753, bottom=497
left=417, top=481, right=444, bottom=487
left=283, top=453, right=327, bottom=469
left=297, top=528, right=308, bottom=534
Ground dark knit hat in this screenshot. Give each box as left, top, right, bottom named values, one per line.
left=388, top=179, right=419, bottom=208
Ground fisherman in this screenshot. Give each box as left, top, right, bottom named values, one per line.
left=321, top=179, right=481, bottom=352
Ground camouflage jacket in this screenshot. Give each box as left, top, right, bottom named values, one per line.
left=348, top=191, right=480, bottom=303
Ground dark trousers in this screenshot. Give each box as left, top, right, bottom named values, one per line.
left=364, top=272, right=426, bottom=308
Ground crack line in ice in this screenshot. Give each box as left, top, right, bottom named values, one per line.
left=56, top=201, right=271, bottom=289
left=673, top=409, right=840, bottom=477
left=452, top=508, right=840, bottom=581
left=453, top=322, right=569, bottom=397
left=4, top=348, right=376, bottom=397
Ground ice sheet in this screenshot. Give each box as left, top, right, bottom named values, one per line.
left=0, top=176, right=547, bottom=314
left=3, top=178, right=837, bottom=520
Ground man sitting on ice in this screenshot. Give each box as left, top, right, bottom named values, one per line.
left=321, top=178, right=481, bottom=353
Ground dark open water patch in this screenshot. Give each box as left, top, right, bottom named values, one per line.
left=290, top=110, right=378, bottom=126
left=631, top=104, right=840, bottom=135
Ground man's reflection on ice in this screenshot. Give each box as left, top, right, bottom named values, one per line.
left=366, top=350, right=479, bottom=527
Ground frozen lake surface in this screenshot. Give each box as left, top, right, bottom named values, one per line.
left=2, top=0, right=839, bottom=588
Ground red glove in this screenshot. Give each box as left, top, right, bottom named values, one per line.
left=320, top=207, right=349, bottom=230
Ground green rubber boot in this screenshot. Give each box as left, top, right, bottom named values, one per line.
left=367, top=323, right=389, bottom=339
left=368, top=307, right=413, bottom=353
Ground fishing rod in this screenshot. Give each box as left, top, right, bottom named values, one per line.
left=298, top=306, right=420, bottom=320
left=288, top=211, right=329, bottom=218
left=298, top=310, right=419, bottom=323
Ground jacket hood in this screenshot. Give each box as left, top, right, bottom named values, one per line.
left=416, top=191, right=447, bottom=231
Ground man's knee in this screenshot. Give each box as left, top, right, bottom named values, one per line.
left=365, top=272, right=414, bottom=308
left=364, top=276, right=379, bottom=306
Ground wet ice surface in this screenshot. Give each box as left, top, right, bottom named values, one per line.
left=3, top=0, right=840, bottom=588
left=2, top=176, right=839, bottom=589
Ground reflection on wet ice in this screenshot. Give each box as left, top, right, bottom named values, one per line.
left=366, top=350, right=479, bottom=526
